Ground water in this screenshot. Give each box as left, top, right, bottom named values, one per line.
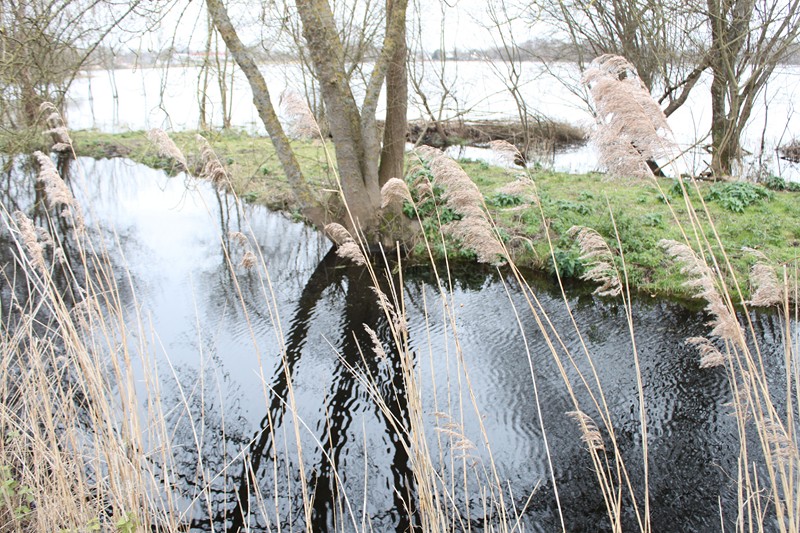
left=1, top=155, right=792, bottom=531
left=65, top=61, right=800, bottom=178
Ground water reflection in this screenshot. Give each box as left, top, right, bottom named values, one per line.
left=0, top=156, right=793, bottom=531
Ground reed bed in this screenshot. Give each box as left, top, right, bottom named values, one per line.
left=0, top=69, right=797, bottom=533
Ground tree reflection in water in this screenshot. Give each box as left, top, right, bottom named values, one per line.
left=178, top=247, right=417, bottom=532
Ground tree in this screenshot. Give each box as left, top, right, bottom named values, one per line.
left=532, top=0, right=705, bottom=117
left=704, top=0, right=800, bottom=175
left=529, top=0, right=800, bottom=177
left=206, top=0, right=409, bottom=240
left=0, top=0, right=143, bottom=129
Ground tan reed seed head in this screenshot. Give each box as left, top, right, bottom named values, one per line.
left=568, top=226, right=621, bottom=297
left=414, top=147, right=507, bottom=265
left=659, top=239, right=740, bottom=342
left=147, top=129, right=188, bottom=172
left=33, top=151, right=85, bottom=231
left=497, top=177, right=538, bottom=205
left=583, top=55, right=675, bottom=179
left=40, top=102, right=73, bottom=152
left=748, top=263, right=784, bottom=307
left=380, top=178, right=412, bottom=209
left=13, top=211, right=47, bottom=274
left=686, top=336, right=727, bottom=368
left=196, top=135, right=230, bottom=189
left=229, top=231, right=249, bottom=247
left=240, top=250, right=257, bottom=270
left=567, top=410, right=605, bottom=451
left=488, top=139, right=522, bottom=166
left=324, top=223, right=367, bottom=266
left=363, top=324, right=387, bottom=360
left=280, top=89, right=319, bottom=139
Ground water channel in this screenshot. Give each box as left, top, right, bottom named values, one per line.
left=1, top=154, right=793, bottom=531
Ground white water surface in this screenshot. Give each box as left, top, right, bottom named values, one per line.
left=65, top=61, right=800, bottom=179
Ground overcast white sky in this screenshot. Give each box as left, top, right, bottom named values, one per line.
left=124, top=0, right=536, bottom=54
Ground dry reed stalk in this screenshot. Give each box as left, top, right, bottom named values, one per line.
left=568, top=226, right=621, bottom=297
left=416, top=147, right=507, bottom=265
left=147, top=129, right=189, bottom=172
left=659, top=239, right=740, bottom=342
left=567, top=410, right=605, bottom=451
left=196, top=134, right=230, bottom=190
left=583, top=55, right=676, bottom=179
left=324, top=223, right=367, bottom=265
left=12, top=211, right=47, bottom=275
left=686, top=336, right=727, bottom=368
left=40, top=102, right=72, bottom=153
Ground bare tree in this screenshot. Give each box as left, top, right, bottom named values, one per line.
left=704, top=0, right=800, bottom=175
left=0, top=0, right=145, bottom=129
left=207, top=0, right=409, bottom=239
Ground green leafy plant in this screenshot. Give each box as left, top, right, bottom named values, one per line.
left=704, top=182, right=772, bottom=213
left=761, top=174, right=800, bottom=192
left=487, top=192, right=524, bottom=207
left=547, top=248, right=584, bottom=279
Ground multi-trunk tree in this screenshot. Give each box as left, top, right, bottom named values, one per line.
left=206, top=0, right=408, bottom=240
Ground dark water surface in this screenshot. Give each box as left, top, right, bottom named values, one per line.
left=1, top=155, right=792, bottom=532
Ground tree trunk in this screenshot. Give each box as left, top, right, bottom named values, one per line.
left=378, top=0, right=408, bottom=187
left=205, top=0, right=315, bottom=212
left=295, top=0, right=381, bottom=232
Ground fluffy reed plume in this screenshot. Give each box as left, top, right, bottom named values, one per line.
left=567, top=410, right=605, bottom=451
left=748, top=263, right=784, bottom=307
left=568, top=226, right=621, bottom=297
left=763, top=419, right=798, bottom=462
left=686, top=336, right=726, bottom=368
left=279, top=89, right=319, bottom=139
left=488, top=139, right=522, bottom=166
left=380, top=177, right=412, bottom=209
left=33, top=151, right=84, bottom=231
left=416, top=147, right=507, bottom=265
left=147, top=129, right=188, bottom=172
left=583, top=55, right=675, bottom=179
left=324, top=223, right=367, bottom=266
left=40, top=102, right=72, bottom=153
left=363, top=324, right=387, bottom=360
left=13, top=211, right=47, bottom=274
left=196, top=135, right=230, bottom=189
left=659, top=239, right=740, bottom=342
left=371, top=287, right=407, bottom=334
left=229, top=231, right=249, bottom=247
left=34, top=151, right=74, bottom=207
left=240, top=250, right=257, bottom=270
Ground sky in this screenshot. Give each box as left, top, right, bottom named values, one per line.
left=121, top=0, right=536, bottom=55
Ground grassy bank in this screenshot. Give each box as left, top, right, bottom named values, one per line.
left=68, top=128, right=800, bottom=301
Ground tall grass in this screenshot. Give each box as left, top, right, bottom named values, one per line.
left=0, top=75, right=797, bottom=533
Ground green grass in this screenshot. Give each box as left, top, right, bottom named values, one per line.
left=68, top=130, right=800, bottom=300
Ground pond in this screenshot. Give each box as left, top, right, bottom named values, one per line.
left=1, top=154, right=793, bottom=531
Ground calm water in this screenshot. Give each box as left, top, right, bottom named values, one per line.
left=1, top=155, right=793, bottom=531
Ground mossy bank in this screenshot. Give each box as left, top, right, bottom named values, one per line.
left=68, top=129, right=800, bottom=301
